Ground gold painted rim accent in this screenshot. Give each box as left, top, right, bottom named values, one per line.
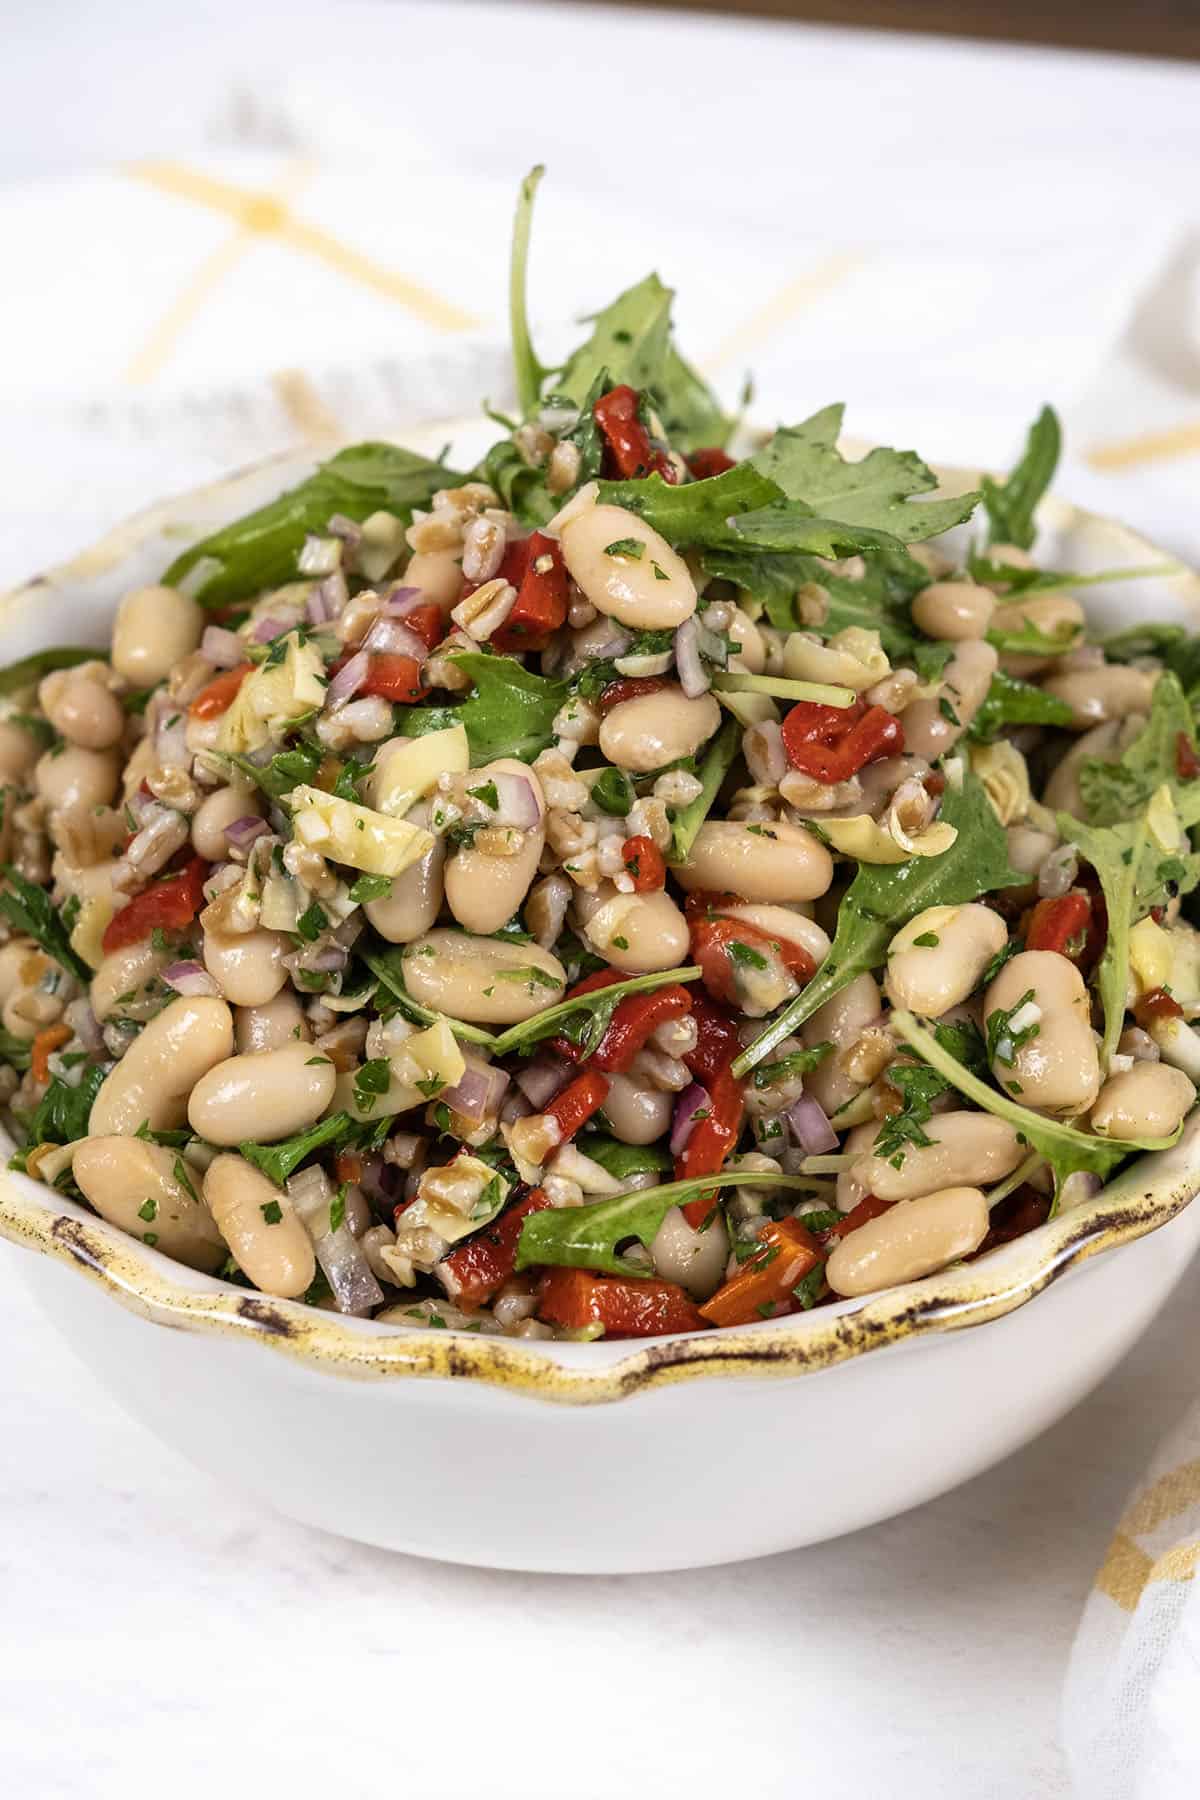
left=3, top=435, right=1200, bottom=1405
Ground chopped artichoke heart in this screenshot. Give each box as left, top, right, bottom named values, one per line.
left=821, top=814, right=958, bottom=865
left=217, top=633, right=327, bottom=753
left=332, top=1020, right=467, bottom=1122
left=287, top=784, right=435, bottom=876
left=370, top=726, right=469, bottom=818
left=969, top=741, right=1031, bottom=827
left=1147, top=783, right=1184, bottom=853
left=71, top=893, right=113, bottom=971
left=402, top=1154, right=510, bottom=1246
left=1130, top=916, right=1173, bottom=996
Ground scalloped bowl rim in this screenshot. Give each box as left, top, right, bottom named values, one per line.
left=2, top=429, right=1200, bottom=1405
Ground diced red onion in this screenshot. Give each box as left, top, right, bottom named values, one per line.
left=1057, top=1171, right=1102, bottom=1213
left=382, top=584, right=425, bottom=616
left=674, top=617, right=710, bottom=698
left=514, top=1050, right=571, bottom=1108
left=163, top=961, right=221, bottom=998
left=492, top=771, right=540, bottom=829
left=501, top=1089, right=533, bottom=1125
left=288, top=1166, right=383, bottom=1316
left=1038, top=845, right=1079, bottom=900
left=200, top=624, right=245, bottom=668
left=327, top=514, right=363, bottom=551
left=670, top=1082, right=710, bottom=1155
left=326, top=650, right=370, bottom=707
left=154, top=703, right=190, bottom=769
left=363, top=615, right=429, bottom=661
left=442, top=1063, right=509, bottom=1124
left=787, top=1094, right=839, bottom=1154
left=298, top=534, right=342, bottom=577
left=584, top=628, right=632, bottom=661
left=307, top=571, right=349, bottom=624
left=252, top=615, right=291, bottom=644
left=306, top=945, right=348, bottom=972
left=224, top=815, right=269, bottom=853
left=64, top=999, right=102, bottom=1052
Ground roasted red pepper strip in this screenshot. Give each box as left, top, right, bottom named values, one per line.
left=825, top=1194, right=893, bottom=1240
left=357, top=653, right=429, bottom=704
left=682, top=990, right=742, bottom=1086
left=492, top=532, right=569, bottom=652
left=686, top=447, right=736, bottom=479
left=400, top=603, right=446, bottom=653
left=593, top=385, right=677, bottom=483
left=781, top=697, right=904, bottom=784
left=101, top=856, right=209, bottom=953
left=592, top=986, right=693, bottom=1074
left=544, top=1070, right=610, bottom=1142
left=1177, top=733, right=1200, bottom=781
left=621, top=835, right=666, bottom=892
left=1024, top=891, right=1092, bottom=962
left=189, top=663, right=252, bottom=720
left=596, top=673, right=674, bottom=714
left=440, top=1189, right=555, bottom=1307
left=538, top=1266, right=706, bottom=1337
left=1134, top=986, right=1184, bottom=1027
left=690, top=914, right=815, bottom=1008
left=699, top=1217, right=822, bottom=1327
left=677, top=1062, right=745, bottom=1228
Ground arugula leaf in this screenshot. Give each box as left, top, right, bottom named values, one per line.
left=590, top=766, right=635, bottom=818
left=980, top=405, right=1061, bottom=551
left=556, top=273, right=674, bottom=409
left=1077, top=673, right=1194, bottom=826
left=509, top=165, right=550, bottom=417
left=750, top=406, right=981, bottom=544
left=598, top=464, right=781, bottom=550
left=654, top=344, right=734, bottom=453
left=966, top=671, right=1075, bottom=742
left=0, top=864, right=91, bottom=982
left=732, top=774, right=1025, bottom=1075
left=0, top=647, right=98, bottom=695
left=515, top=1169, right=822, bottom=1278
left=667, top=715, right=742, bottom=864
left=970, top=558, right=1177, bottom=600
left=489, top=966, right=702, bottom=1059
left=705, top=543, right=930, bottom=664
left=359, top=942, right=498, bottom=1047
left=238, top=1112, right=356, bottom=1187
left=751, top=1042, right=833, bottom=1089
left=15, top=1061, right=105, bottom=1149
left=987, top=617, right=1081, bottom=657
left=395, top=652, right=568, bottom=765
left=162, top=443, right=465, bottom=608
left=480, top=370, right=609, bottom=529
left=223, top=742, right=322, bottom=802
left=576, top=1133, right=673, bottom=1180
left=892, top=1009, right=1180, bottom=1188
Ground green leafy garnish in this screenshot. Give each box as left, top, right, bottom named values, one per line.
left=751, top=1042, right=834, bottom=1089
left=575, top=1133, right=673, bottom=1180
left=733, top=774, right=1025, bottom=1075
left=295, top=901, right=329, bottom=943
left=667, top=715, right=741, bottom=864
left=224, top=742, right=321, bottom=803
left=590, top=766, right=634, bottom=818
left=238, top=1112, right=355, bottom=1187
left=509, top=164, right=549, bottom=418
left=349, top=873, right=393, bottom=903
left=396, top=651, right=569, bottom=765
left=0, top=864, right=91, bottom=982
left=0, top=1026, right=32, bottom=1073
left=1077, top=673, right=1194, bottom=826
left=352, top=1058, right=391, bottom=1114
left=980, top=405, right=1061, bottom=550
left=985, top=988, right=1041, bottom=1069
left=489, top=966, right=702, bottom=1060
left=13, top=1062, right=105, bottom=1150
left=966, top=671, right=1075, bottom=742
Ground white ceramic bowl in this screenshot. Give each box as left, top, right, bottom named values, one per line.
left=3, top=418, right=1200, bottom=1573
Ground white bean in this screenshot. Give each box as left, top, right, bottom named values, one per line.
left=202, top=926, right=289, bottom=1007
left=90, top=996, right=234, bottom=1136
left=35, top=745, right=121, bottom=813
left=73, top=1136, right=226, bottom=1272
left=900, top=640, right=998, bottom=759
left=984, top=949, right=1100, bottom=1115
left=404, top=547, right=464, bottom=614
left=0, top=719, right=40, bottom=785
left=203, top=1154, right=315, bottom=1298
left=402, top=930, right=566, bottom=1024
left=235, top=990, right=311, bottom=1054
left=716, top=903, right=831, bottom=969
left=573, top=883, right=690, bottom=975
left=38, top=666, right=124, bottom=751
left=111, top=585, right=204, bottom=687
left=599, top=687, right=721, bottom=773
left=599, top=1073, right=673, bottom=1143
left=191, top=784, right=264, bottom=861
left=559, top=503, right=697, bottom=630
left=444, top=759, right=545, bottom=935
left=1041, top=665, right=1159, bottom=729
left=1090, top=1063, right=1195, bottom=1139
left=886, top=904, right=1008, bottom=1017
left=676, top=820, right=834, bottom=904
left=911, top=582, right=995, bottom=641
left=90, top=939, right=172, bottom=1022
left=802, top=973, right=881, bottom=1118
left=651, top=1204, right=729, bottom=1299
left=825, top=1186, right=989, bottom=1297
left=992, top=592, right=1085, bottom=677
left=1041, top=719, right=1126, bottom=819
left=187, top=1040, right=338, bottom=1145
left=853, top=1111, right=1024, bottom=1201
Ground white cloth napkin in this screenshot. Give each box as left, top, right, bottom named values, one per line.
left=1064, top=1414, right=1200, bottom=1797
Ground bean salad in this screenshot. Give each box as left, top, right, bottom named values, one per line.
left=3, top=171, right=1199, bottom=1339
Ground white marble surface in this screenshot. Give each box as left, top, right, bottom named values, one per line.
left=4, top=1250, right=1200, bottom=1797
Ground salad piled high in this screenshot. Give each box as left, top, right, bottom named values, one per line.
left=2, top=169, right=1198, bottom=1340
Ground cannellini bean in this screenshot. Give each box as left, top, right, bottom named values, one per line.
left=1006, top=825, right=1059, bottom=876
left=187, top=1040, right=338, bottom=1145
left=365, top=840, right=446, bottom=943
left=886, top=904, right=1008, bottom=1017
left=235, top=990, right=311, bottom=1054
left=573, top=883, right=690, bottom=975
left=90, top=996, right=234, bottom=1136
left=111, top=584, right=204, bottom=687
left=985, top=949, right=1100, bottom=1115
left=73, top=1136, right=226, bottom=1272
left=676, top=820, right=834, bottom=904
left=402, top=929, right=566, bottom=1024
left=38, top=666, right=124, bottom=751
left=716, top=902, right=831, bottom=970
left=191, top=784, right=264, bottom=861
left=1041, top=719, right=1126, bottom=819
left=728, top=608, right=768, bottom=674
left=1090, top=1063, right=1195, bottom=1139
left=202, top=926, right=289, bottom=1007
left=651, top=1204, right=730, bottom=1299
left=825, top=1186, right=989, bottom=1297
left=802, top=973, right=882, bottom=1118
left=203, top=1154, right=315, bottom=1298
left=911, top=581, right=996, bottom=641
left=90, top=938, right=172, bottom=1022
left=0, top=719, right=40, bottom=785
left=558, top=503, right=697, bottom=630
left=35, top=745, right=121, bottom=813
left=991, top=592, right=1085, bottom=677
left=1041, top=665, right=1160, bottom=729
left=445, top=759, right=545, bottom=935
left=404, top=546, right=465, bottom=614
left=598, top=1072, right=673, bottom=1142
left=599, top=686, right=721, bottom=774
left=899, top=640, right=998, bottom=760
left=854, top=1111, right=1025, bottom=1201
